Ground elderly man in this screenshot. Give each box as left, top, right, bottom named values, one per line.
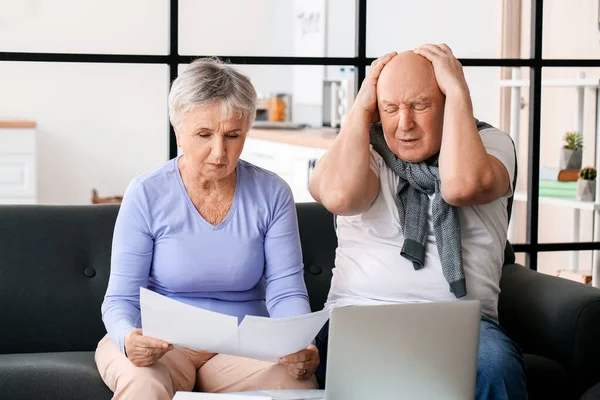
left=309, top=45, right=527, bottom=399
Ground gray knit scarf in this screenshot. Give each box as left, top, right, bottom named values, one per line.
left=369, top=120, right=494, bottom=298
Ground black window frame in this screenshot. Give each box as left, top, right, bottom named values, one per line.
left=2, top=0, right=599, bottom=270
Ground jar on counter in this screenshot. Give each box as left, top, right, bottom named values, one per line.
left=267, top=93, right=287, bottom=122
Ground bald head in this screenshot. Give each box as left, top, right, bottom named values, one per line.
left=375, top=50, right=445, bottom=163
left=377, top=51, right=441, bottom=104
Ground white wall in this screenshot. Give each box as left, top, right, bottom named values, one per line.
left=366, top=0, right=502, bottom=58
left=326, top=0, right=356, bottom=57
left=0, top=62, right=169, bottom=204
left=0, top=0, right=171, bottom=205
left=179, top=0, right=292, bottom=57
left=0, top=0, right=169, bottom=54
left=542, top=0, right=600, bottom=59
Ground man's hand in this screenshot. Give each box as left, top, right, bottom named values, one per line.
left=353, top=51, right=397, bottom=122
left=278, top=344, right=320, bottom=380
left=124, top=328, right=174, bottom=367
left=414, top=44, right=469, bottom=96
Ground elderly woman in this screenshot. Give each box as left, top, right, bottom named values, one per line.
left=95, top=58, right=319, bottom=399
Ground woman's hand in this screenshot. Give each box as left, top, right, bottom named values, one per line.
left=124, top=328, right=174, bottom=367
left=278, top=344, right=320, bottom=380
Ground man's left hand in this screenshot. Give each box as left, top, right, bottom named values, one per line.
left=278, top=344, right=320, bottom=380
left=414, top=43, right=469, bottom=96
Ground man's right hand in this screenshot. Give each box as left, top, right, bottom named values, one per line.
left=309, top=52, right=394, bottom=214
left=352, top=51, right=397, bottom=122
left=124, top=328, right=174, bottom=367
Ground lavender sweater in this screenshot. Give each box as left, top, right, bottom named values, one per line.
left=101, top=156, right=311, bottom=353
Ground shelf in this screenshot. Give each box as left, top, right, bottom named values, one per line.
left=0, top=120, right=37, bottom=129
left=514, top=191, right=600, bottom=210
left=499, top=78, right=600, bottom=88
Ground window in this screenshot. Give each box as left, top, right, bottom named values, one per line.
left=2, top=0, right=599, bottom=275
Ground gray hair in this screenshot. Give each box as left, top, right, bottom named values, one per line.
left=168, top=58, right=257, bottom=130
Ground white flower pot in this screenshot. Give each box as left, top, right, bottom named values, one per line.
left=560, top=149, right=583, bottom=170
left=576, top=179, right=596, bottom=201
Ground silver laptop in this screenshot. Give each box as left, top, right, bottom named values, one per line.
left=221, top=301, right=480, bottom=400
left=324, top=300, right=481, bottom=400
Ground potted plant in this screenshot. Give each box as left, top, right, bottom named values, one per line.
left=577, top=166, right=596, bottom=201
left=560, top=131, right=583, bottom=170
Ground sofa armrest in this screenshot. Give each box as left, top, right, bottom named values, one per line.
left=498, top=263, right=600, bottom=396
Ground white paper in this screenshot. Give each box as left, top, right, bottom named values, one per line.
left=140, top=288, right=238, bottom=352
left=173, top=393, right=270, bottom=400
left=237, top=310, right=330, bottom=362
left=233, top=389, right=325, bottom=399
left=140, top=288, right=330, bottom=362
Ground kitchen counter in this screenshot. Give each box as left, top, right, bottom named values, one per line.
left=243, top=128, right=332, bottom=202
left=248, top=127, right=337, bottom=149
left=0, top=120, right=37, bottom=128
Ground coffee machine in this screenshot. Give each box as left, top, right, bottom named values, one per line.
left=322, top=71, right=355, bottom=128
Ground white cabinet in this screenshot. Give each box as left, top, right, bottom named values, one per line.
left=0, top=125, right=37, bottom=204
left=241, top=137, right=326, bottom=202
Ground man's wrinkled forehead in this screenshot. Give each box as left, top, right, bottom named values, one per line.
left=377, top=52, right=440, bottom=102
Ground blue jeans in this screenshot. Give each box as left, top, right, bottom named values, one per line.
left=315, top=317, right=528, bottom=400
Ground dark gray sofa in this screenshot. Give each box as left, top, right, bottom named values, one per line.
left=1, top=204, right=600, bottom=399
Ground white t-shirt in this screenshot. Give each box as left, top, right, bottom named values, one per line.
left=325, top=127, right=516, bottom=322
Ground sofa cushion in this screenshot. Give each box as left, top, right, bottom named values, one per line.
left=524, top=353, right=571, bottom=400
left=0, top=351, right=112, bottom=400
left=581, top=382, right=600, bottom=400
left=0, top=205, right=116, bottom=354
left=296, top=203, right=338, bottom=312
